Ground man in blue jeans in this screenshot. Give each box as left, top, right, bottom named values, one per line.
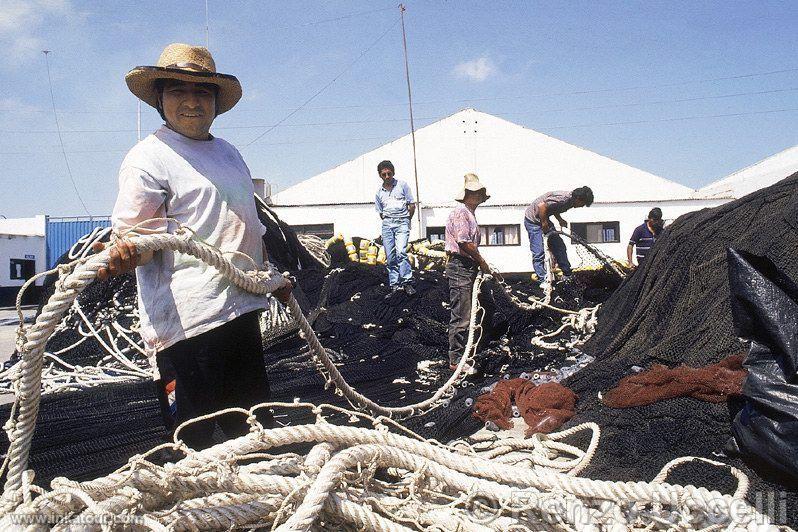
left=524, top=186, right=594, bottom=289
left=375, top=160, right=417, bottom=295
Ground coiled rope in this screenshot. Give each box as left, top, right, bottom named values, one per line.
left=0, top=228, right=772, bottom=530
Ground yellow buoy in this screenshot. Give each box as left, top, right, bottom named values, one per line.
left=345, top=238, right=358, bottom=262
left=367, top=244, right=378, bottom=265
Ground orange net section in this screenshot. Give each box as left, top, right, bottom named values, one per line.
left=602, top=354, right=747, bottom=408
left=472, top=378, right=578, bottom=436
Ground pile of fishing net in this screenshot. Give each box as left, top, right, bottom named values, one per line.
left=0, top=232, right=618, bottom=490
left=565, top=171, right=798, bottom=523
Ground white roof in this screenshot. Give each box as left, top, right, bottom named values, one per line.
left=698, top=145, right=798, bottom=200
left=272, top=108, right=697, bottom=207
left=0, top=215, right=46, bottom=237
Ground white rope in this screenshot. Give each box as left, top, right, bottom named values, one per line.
left=0, top=402, right=771, bottom=530
left=0, top=226, right=771, bottom=531
left=296, top=233, right=331, bottom=268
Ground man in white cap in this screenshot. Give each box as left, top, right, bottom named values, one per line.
left=445, top=173, right=491, bottom=371
left=94, top=43, right=291, bottom=449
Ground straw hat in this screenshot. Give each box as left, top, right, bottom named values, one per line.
left=455, top=173, right=490, bottom=202
left=125, top=43, right=242, bottom=115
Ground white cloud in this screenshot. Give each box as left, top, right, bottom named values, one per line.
left=0, top=1, right=79, bottom=65
left=453, top=55, right=497, bottom=82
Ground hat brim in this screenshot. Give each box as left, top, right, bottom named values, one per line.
left=125, top=66, right=242, bottom=115
left=455, top=187, right=490, bottom=202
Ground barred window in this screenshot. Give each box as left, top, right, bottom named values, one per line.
left=479, top=225, right=521, bottom=246
left=571, top=221, right=620, bottom=243
left=426, top=226, right=446, bottom=242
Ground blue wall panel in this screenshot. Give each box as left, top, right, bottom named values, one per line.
left=46, top=217, right=112, bottom=269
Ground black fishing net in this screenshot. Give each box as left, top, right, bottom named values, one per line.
left=566, top=172, right=798, bottom=524
left=0, top=234, right=617, bottom=488
left=9, top=186, right=794, bottom=524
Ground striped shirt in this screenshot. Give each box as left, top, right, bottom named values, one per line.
left=629, top=221, right=662, bottom=262
left=445, top=205, right=480, bottom=255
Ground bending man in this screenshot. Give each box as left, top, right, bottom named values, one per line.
left=524, top=187, right=594, bottom=289
left=96, top=43, right=291, bottom=449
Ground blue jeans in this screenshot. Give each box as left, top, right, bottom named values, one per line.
left=382, top=217, right=412, bottom=287
left=524, top=218, right=572, bottom=280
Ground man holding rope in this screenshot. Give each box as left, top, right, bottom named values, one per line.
left=94, top=43, right=291, bottom=449
left=445, top=173, right=491, bottom=372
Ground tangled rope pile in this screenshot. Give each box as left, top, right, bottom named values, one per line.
left=0, top=228, right=774, bottom=529
left=296, top=234, right=331, bottom=269
left=0, top=401, right=771, bottom=530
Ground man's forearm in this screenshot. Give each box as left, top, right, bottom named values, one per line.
left=626, top=245, right=634, bottom=265
left=459, top=242, right=483, bottom=263
left=408, top=203, right=416, bottom=219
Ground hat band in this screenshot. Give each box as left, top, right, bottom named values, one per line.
left=164, top=62, right=213, bottom=73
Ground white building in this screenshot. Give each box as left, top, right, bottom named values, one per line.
left=271, top=109, right=721, bottom=273
left=0, top=215, right=47, bottom=306
left=698, top=144, right=798, bottom=200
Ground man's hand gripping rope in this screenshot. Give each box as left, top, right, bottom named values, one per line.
left=92, top=221, right=293, bottom=303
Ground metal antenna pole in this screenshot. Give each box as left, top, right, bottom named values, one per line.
left=399, top=4, right=422, bottom=236
left=205, top=0, right=210, bottom=48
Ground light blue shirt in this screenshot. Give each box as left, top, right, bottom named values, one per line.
left=375, top=178, right=414, bottom=219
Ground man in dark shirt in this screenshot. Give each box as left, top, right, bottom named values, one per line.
left=524, top=186, right=594, bottom=289
left=627, top=207, right=664, bottom=267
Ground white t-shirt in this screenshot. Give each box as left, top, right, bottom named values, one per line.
left=112, top=125, right=267, bottom=357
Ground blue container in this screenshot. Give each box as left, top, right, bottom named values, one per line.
left=46, top=216, right=112, bottom=269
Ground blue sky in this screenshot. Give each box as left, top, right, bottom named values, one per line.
left=1, top=0, right=797, bottom=217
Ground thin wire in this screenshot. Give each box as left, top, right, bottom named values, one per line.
left=4, top=65, right=798, bottom=116
left=4, top=104, right=798, bottom=155
left=538, top=106, right=798, bottom=130
left=5, top=105, right=798, bottom=157
left=6, top=86, right=798, bottom=134
left=42, top=51, right=91, bottom=217
left=0, top=136, right=389, bottom=155
left=272, top=6, right=395, bottom=30
left=240, top=19, right=401, bottom=148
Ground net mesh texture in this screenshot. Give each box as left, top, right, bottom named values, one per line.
left=2, top=180, right=797, bottom=525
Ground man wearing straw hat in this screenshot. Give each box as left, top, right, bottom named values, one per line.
left=444, top=173, right=491, bottom=372
left=94, top=43, right=290, bottom=449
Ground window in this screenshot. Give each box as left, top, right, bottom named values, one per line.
left=479, top=225, right=521, bottom=246
left=291, top=223, right=334, bottom=239
left=426, top=226, right=445, bottom=242
left=571, top=221, right=620, bottom=244
left=10, top=259, right=35, bottom=281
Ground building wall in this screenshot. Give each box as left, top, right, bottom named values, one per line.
left=272, top=199, right=724, bottom=273
left=0, top=234, right=47, bottom=306
left=0, top=215, right=48, bottom=303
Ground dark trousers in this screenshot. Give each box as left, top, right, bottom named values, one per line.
left=155, top=310, right=273, bottom=449
left=446, top=254, right=479, bottom=366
